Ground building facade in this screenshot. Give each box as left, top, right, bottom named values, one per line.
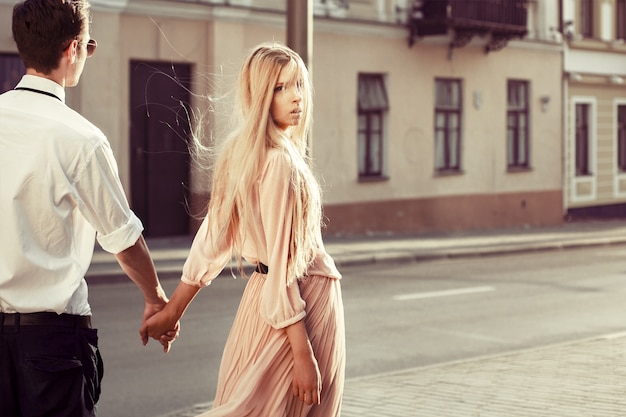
left=562, top=0, right=626, bottom=218
left=0, top=0, right=566, bottom=237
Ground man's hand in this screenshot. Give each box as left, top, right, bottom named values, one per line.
left=139, top=306, right=180, bottom=353
left=141, top=300, right=179, bottom=353
left=114, top=236, right=179, bottom=352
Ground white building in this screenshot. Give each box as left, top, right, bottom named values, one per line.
left=562, top=0, right=626, bottom=219
left=0, top=0, right=566, bottom=237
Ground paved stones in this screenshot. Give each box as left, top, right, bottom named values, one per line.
left=159, top=334, right=626, bottom=417
left=341, top=334, right=626, bottom=417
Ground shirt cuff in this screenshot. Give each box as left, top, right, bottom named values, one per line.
left=96, top=213, right=144, bottom=254
left=266, top=310, right=307, bottom=330
left=181, top=275, right=211, bottom=288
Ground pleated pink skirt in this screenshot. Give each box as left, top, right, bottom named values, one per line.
left=197, top=273, right=345, bottom=417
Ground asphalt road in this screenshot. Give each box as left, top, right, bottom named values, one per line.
left=89, top=245, right=626, bottom=417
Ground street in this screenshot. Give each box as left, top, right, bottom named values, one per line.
left=88, top=245, right=626, bottom=417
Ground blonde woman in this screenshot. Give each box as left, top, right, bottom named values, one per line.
left=140, top=42, right=345, bottom=416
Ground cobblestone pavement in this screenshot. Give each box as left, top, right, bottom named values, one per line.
left=158, top=333, right=626, bottom=417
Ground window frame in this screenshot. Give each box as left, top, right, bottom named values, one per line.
left=580, top=0, right=594, bottom=38
left=434, top=78, right=463, bottom=173
left=617, top=0, right=626, bottom=40
left=357, top=73, right=388, bottom=180
left=618, top=104, right=626, bottom=173
left=575, top=102, right=592, bottom=176
left=506, top=79, right=530, bottom=170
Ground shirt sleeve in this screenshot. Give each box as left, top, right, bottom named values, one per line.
left=258, top=152, right=306, bottom=329
left=72, top=140, right=143, bottom=254
left=180, top=214, right=233, bottom=287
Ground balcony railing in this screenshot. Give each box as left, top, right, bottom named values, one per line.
left=409, top=0, right=528, bottom=52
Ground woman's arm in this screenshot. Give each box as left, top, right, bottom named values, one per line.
left=285, top=319, right=321, bottom=405
left=259, top=152, right=321, bottom=403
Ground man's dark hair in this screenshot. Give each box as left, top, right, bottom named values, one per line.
left=12, top=0, right=90, bottom=74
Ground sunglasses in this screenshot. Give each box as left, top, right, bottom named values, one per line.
left=78, top=39, right=97, bottom=58
left=64, top=38, right=97, bottom=58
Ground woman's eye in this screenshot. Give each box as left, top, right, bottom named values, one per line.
left=274, top=85, right=284, bottom=92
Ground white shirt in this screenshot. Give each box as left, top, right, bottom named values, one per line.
left=0, top=75, right=143, bottom=315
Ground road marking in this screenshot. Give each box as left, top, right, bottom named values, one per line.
left=602, top=331, right=626, bottom=340
left=420, top=326, right=516, bottom=345
left=393, top=285, right=495, bottom=301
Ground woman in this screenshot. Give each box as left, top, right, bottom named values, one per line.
left=140, top=42, right=345, bottom=417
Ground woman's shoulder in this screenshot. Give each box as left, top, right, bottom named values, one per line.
left=265, top=147, right=294, bottom=170
left=260, top=148, right=297, bottom=186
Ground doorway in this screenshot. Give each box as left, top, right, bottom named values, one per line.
left=129, top=61, right=191, bottom=237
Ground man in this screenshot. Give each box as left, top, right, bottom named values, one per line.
left=0, top=0, right=177, bottom=415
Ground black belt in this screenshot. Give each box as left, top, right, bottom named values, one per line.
left=0, top=312, right=92, bottom=328
left=255, top=263, right=269, bottom=274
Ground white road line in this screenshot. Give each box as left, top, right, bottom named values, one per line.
left=601, top=331, right=626, bottom=340
left=420, top=326, right=516, bottom=345
left=393, top=285, right=496, bottom=301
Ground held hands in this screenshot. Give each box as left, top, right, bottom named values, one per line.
left=139, top=304, right=181, bottom=353
left=141, top=300, right=180, bottom=353
left=140, top=281, right=200, bottom=353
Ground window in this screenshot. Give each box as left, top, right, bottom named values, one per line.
left=575, top=103, right=591, bottom=176
left=357, top=74, right=388, bottom=178
left=434, top=78, right=462, bottom=172
left=617, top=0, right=626, bottom=40
left=0, top=54, right=25, bottom=94
left=618, top=105, right=626, bottom=172
left=507, top=80, right=530, bottom=169
left=580, top=0, right=593, bottom=38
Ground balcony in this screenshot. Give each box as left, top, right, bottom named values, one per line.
left=408, top=0, right=528, bottom=53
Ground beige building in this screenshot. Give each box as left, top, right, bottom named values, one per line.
left=0, top=0, right=565, bottom=237
left=562, top=0, right=626, bottom=218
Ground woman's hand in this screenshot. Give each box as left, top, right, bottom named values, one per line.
left=292, top=351, right=322, bottom=405
left=286, top=319, right=322, bottom=405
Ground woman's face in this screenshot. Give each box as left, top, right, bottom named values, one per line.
left=270, top=65, right=303, bottom=130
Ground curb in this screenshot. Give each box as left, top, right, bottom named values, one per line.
left=331, top=237, right=626, bottom=268
left=87, top=237, right=626, bottom=278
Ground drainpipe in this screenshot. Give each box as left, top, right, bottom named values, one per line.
left=286, top=0, right=312, bottom=70
left=286, top=0, right=313, bottom=153
left=560, top=0, right=568, bottom=220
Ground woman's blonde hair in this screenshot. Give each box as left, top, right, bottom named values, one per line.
left=206, top=41, right=322, bottom=283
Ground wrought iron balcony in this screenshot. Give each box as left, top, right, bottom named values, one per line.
left=408, top=0, right=528, bottom=53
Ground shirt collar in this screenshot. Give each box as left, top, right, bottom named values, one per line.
left=16, top=74, right=66, bottom=103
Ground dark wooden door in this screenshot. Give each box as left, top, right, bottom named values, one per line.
left=130, top=61, right=191, bottom=237
left=0, top=53, right=25, bottom=93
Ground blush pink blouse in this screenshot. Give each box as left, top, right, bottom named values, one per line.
left=181, top=149, right=341, bottom=329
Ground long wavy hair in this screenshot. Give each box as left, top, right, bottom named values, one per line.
left=204, top=42, right=322, bottom=283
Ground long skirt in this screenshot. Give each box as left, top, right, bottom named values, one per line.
left=197, top=273, right=346, bottom=417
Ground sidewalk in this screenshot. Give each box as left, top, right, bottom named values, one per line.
left=88, top=219, right=626, bottom=277
left=339, top=332, right=626, bottom=417
left=93, top=219, right=626, bottom=417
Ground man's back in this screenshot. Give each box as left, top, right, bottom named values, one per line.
left=0, top=75, right=132, bottom=315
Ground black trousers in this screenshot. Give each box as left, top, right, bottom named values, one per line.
left=0, top=315, right=104, bottom=417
